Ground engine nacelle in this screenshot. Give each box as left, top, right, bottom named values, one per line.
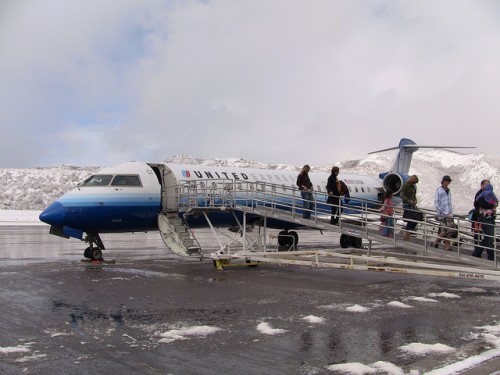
left=380, top=172, right=409, bottom=195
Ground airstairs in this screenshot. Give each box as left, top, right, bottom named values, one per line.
left=158, top=211, right=201, bottom=257
left=164, top=178, right=500, bottom=280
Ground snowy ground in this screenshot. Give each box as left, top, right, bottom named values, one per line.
left=0, top=210, right=43, bottom=224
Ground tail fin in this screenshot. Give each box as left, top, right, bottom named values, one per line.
left=369, top=138, right=475, bottom=175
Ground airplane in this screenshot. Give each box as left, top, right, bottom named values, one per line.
left=39, top=138, right=472, bottom=260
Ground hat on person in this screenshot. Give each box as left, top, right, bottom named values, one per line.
left=410, top=175, right=419, bottom=183
left=442, top=175, right=452, bottom=182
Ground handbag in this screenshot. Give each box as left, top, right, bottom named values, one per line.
left=403, top=208, right=423, bottom=222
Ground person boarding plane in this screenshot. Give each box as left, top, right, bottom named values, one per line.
left=39, top=138, right=472, bottom=260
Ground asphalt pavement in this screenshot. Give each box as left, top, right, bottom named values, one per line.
left=0, top=226, right=499, bottom=375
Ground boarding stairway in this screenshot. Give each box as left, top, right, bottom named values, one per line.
left=158, top=211, right=202, bottom=256
left=160, top=178, right=500, bottom=280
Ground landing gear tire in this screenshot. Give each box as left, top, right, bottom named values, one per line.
left=351, top=236, right=362, bottom=249
left=289, top=231, right=299, bottom=249
left=84, top=247, right=92, bottom=259
left=340, top=234, right=351, bottom=248
left=91, top=248, right=103, bottom=261
left=84, top=247, right=102, bottom=260
left=278, top=230, right=298, bottom=249
left=340, top=234, right=362, bottom=248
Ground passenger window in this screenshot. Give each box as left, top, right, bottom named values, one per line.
left=82, top=175, right=113, bottom=186
left=111, top=175, right=142, bottom=186
left=361, top=187, right=365, bottom=193
left=316, top=185, right=321, bottom=192
left=199, top=182, right=205, bottom=188
left=355, top=187, right=359, bottom=193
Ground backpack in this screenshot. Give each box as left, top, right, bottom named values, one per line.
left=338, top=180, right=347, bottom=196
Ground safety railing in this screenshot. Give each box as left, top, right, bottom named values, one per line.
left=174, top=178, right=497, bottom=264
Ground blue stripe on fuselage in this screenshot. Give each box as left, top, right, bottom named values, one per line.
left=57, top=193, right=161, bottom=233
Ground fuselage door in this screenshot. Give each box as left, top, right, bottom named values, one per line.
left=148, top=164, right=179, bottom=212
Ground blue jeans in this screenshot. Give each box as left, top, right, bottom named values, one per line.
left=300, top=190, right=315, bottom=219
left=381, top=216, right=394, bottom=237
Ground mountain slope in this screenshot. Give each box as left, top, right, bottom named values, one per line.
left=1, top=150, right=498, bottom=215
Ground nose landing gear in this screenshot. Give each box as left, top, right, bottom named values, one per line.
left=83, top=233, right=105, bottom=261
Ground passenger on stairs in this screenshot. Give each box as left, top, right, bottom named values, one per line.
left=297, top=165, right=315, bottom=219
left=379, top=190, right=394, bottom=238
left=471, top=179, right=490, bottom=255
left=472, top=182, right=498, bottom=261
left=434, top=175, right=453, bottom=251
left=400, top=175, right=419, bottom=241
left=326, top=166, right=341, bottom=225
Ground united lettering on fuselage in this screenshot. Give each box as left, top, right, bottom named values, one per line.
left=182, top=170, right=296, bottom=184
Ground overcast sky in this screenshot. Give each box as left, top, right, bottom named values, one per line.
left=1, top=1, right=499, bottom=168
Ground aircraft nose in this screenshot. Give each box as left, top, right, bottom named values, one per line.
left=39, top=201, right=65, bottom=225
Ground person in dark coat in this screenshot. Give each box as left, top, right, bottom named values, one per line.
left=400, top=175, right=419, bottom=241
left=471, top=179, right=490, bottom=255
left=472, top=180, right=497, bottom=260
left=326, top=166, right=340, bottom=224
left=296, top=165, right=314, bottom=219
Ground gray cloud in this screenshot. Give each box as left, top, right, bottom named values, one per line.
left=1, top=0, right=499, bottom=168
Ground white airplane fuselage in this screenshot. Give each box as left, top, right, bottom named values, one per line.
left=39, top=161, right=382, bottom=239
left=41, top=138, right=440, bottom=258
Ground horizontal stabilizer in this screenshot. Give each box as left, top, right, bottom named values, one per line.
left=369, top=138, right=475, bottom=175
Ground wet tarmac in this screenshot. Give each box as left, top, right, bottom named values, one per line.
left=1, top=225, right=500, bottom=374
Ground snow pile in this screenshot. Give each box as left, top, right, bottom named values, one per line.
left=301, top=315, right=325, bottom=323
left=399, top=342, right=456, bottom=355
left=387, top=301, right=414, bottom=308
left=327, top=361, right=406, bottom=374
left=157, top=325, right=222, bottom=343
left=256, top=322, right=287, bottom=335
left=345, top=304, right=370, bottom=313
left=0, top=345, right=31, bottom=354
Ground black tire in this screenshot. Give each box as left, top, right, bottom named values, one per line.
left=351, top=236, right=362, bottom=248
left=83, top=247, right=92, bottom=259
left=289, top=231, right=299, bottom=248
left=340, top=234, right=351, bottom=248
left=278, top=231, right=289, bottom=246
left=91, top=248, right=102, bottom=260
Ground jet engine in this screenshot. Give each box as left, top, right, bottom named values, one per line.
left=380, top=172, right=409, bottom=195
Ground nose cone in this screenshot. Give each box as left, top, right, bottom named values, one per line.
left=39, top=201, right=65, bottom=225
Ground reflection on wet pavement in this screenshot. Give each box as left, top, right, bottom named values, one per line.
left=0, top=226, right=499, bottom=374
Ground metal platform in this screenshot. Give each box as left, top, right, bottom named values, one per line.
left=168, top=178, right=499, bottom=280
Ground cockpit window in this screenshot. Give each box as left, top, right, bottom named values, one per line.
left=82, top=175, right=113, bottom=186
left=111, top=175, right=142, bottom=186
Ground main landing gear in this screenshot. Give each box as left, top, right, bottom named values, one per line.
left=278, top=230, right=298, bottom=250
left=340, top=234, right=362, bottom=249
left=83, top=233, right=105, bottom=261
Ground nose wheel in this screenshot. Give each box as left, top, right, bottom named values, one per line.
left=83, top=233, right=105, bottom=261
left=84, top=246, right=103, bottom=260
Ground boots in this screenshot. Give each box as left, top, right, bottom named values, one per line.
left=404, top=231, right=411, bottom=241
